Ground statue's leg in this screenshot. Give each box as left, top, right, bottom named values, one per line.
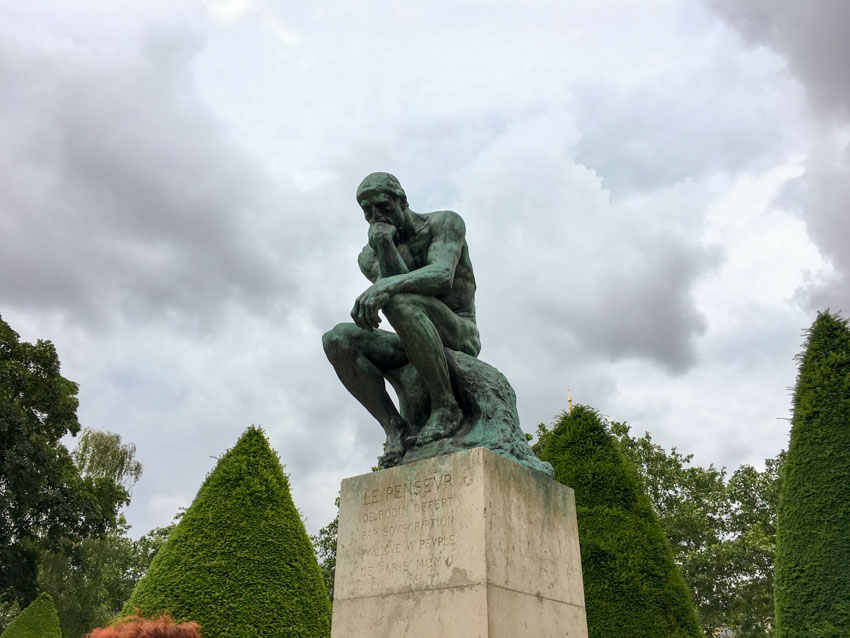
left=382, top=294, right=480, bottom=445
left=322, top=323, right=411, bottom=467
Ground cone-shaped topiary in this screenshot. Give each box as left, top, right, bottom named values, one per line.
left=0, top=593, right=62, bottom=638
left=534, top=405, right=701, bottom=638
left=774, top=312, right=850, bottom=637
left=122, top=426, right=331, bottom=637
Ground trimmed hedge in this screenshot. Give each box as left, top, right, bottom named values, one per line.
left=122, top=427, right=331, bottom=637
left=774, top=312, right=850, bottom=638
left=535, top=406, right=701, bottom=638
left=0, top=593, right=62, bottom=638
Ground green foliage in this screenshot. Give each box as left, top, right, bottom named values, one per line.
left=310, top=499, right=338, bottom=603
left=611, top=422, right=783, bottom=637
left=38, top=521, right=137, bottom=638
left=0, top=593, right=61, bottom=638
left=72, top=428, right=143, bottom=492
left=534, top=405, right=701, bottom=638
left=310, top=459, right=382, bottom=607
left=123, top=426, right=332, bottom=637
left=0, top=315, right=127, bottom=608
left=37, top=430, right=150, bottom=638
left=774, top=312, right=850, bottom=638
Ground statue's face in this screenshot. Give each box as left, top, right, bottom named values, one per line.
left=359, top=190, right=404, bottom=227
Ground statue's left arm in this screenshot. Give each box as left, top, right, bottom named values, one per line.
left=351, top=213, right=465, bottom=330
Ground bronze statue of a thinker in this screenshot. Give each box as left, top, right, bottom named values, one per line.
left=323, top=172, right=480, bottom=467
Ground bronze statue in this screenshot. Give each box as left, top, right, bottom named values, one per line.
left=324, top=173, right=552, bottom=475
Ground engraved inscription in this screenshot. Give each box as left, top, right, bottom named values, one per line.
left=362, top=473, right=453, bottom=505
left=353, top=470, right=461, bottom=584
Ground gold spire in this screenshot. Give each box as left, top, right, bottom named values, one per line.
left=568, top=386, right=572, bottom=414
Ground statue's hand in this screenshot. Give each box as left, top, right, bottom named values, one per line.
left=351, top=282, right=391, bottom=331
left=368, top=222, right=398, bottom=248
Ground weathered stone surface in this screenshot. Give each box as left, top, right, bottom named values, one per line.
left=331, top=448, right=588, bottom=638
left=385, top=349, right=553, bottom=476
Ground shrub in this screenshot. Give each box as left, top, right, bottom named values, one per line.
left=774, top=312, right=850, bottom=637
left=122, top=427, right=331, bottom=637
left=85, top=612, right=200, bottom=637
left=534, top=406, right=701, bottom=638
left=0, top=593, right=61, bottom=638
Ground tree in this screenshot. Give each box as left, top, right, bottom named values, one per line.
left=72, top=428, right=143, bottom=492
left=309, top=460, right=383, bottom=607
left=774, top=312, right=850, bottom=637
left=610, top=422, right=784, bottom=637
left=534, top=405, right=701, bottom=638
left=311, top=499, right=338, bottom=603
left=123, top=426, right=332, bottom=637
left=38, top=527, right=136, bottom=638
left=0, top=592, right=61, bottom=638
left=0, top=316, right=126, bottom=610
left=36, top=428, right=145, bottom=638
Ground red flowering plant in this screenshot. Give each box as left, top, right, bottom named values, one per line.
left=84, top=613, right=200, bottom=638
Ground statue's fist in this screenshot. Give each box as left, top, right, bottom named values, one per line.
left=368, top=221, right=397, bottom=246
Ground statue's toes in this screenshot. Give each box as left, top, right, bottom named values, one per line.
left=415, top=425, right=445, bottom=446
left=379, top=448, right=404, bottom=469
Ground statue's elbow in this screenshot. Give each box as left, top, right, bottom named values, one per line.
left=434, top=268, right=454, bottom=293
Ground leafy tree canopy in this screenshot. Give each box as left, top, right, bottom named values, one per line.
left=0, top=316, right=127, bottom=607
left=608, top=421, right=783, bottom=637
left=72, top=428, right=143, bottom=492
left=37, top=427, right=150, bottom=638
left=311, top=498, right=338, bottom=603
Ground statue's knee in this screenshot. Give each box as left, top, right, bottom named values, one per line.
left=383, top=294, right=426, bottom=323
left=322, top=323, right=356, bottom=359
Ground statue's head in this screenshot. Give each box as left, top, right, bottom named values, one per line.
left=356, top=172, right=408, bottom=209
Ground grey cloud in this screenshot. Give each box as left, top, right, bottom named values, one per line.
left=453, top=112, right=717, bottom=374
left=783, top=138, right=850, bottom=312
left=704, top=0, right=850, bottom=117
left=0, top=24, right=292, bottom=331
left=546, top=240, right=716, bottom=372
left=573, top=67, right=803, bottom=195
left=704, top=0, right=850, bottom=313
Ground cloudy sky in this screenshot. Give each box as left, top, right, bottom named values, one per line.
left=2, top=0, right=848, bottom=538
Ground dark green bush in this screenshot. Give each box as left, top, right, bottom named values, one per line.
left=774, top=312, right=850, bottom=638
left=535, top=405, right=701, bottom=637
left=122, top=427, right=331, bottom=637
left=0, top=593, right=62, bottom=638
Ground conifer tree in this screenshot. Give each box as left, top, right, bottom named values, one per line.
left=0, top=593, right=62, bottom=638
left=123, top=427, right=331, bottom=637
left=774, top=312, right=850, bottom=637
left=534, top=406, right=701, bottom=638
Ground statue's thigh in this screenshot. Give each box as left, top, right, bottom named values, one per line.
left=413, top=297, right=475, bottom=353
left=358, top=327, right=409, bottom=371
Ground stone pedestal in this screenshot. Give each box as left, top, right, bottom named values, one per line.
left=331, top=448, right=588, bottom=638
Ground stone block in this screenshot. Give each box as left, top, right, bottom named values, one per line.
left=331, top=448, right=587, bottom=638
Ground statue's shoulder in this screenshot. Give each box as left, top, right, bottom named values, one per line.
left=424, top=210, right=466, bottom=234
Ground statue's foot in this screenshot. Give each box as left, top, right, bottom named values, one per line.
left=379, top=445, right=404, bottom=469
left=415, top=405, right=464, bottom=446
left=402, top=432, right=418, bottom=449
left=379, top=434, right=406, bottom=468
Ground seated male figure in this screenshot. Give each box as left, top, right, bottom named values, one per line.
left=322, top=172, right=480, bottom=467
